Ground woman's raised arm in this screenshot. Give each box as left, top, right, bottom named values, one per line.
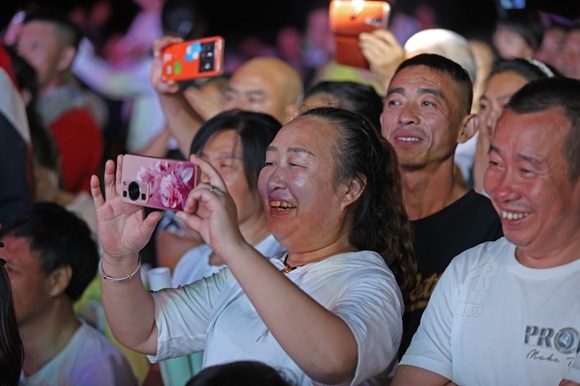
left=90, top=155, right=162, bottom=355
left=177, top=155, right=360, bottom=385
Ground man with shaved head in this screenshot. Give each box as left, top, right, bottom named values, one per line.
left=151, top=38, right=303, bottom=157
left=222, top=57, right=303, bottom=123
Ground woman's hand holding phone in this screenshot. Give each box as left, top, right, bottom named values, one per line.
left=176, top=155, right=246, bottom=260
left=90, top=155, right=163, bottom=260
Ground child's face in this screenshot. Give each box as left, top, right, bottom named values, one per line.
left=493, top=27, right=533, bottom=59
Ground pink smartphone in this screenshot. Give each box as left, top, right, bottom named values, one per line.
left=329, top=0, right=391, bottom=69
left=161, top=36, right=225, bottom=82
left=120, top=154, right=198, bottom=211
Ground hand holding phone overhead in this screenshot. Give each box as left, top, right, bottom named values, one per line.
left=160, top=36, right=225, bottom=82
left=329, top=0, right=391, bottom=69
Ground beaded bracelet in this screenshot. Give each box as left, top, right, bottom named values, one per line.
left=98, top=256, right=141, bottom=283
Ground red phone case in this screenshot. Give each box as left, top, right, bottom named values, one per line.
left=329, top=0, right=391, bottom=69
left=161, top=36, right=224, bottom=82
left=121, top=154, right=198, bottom=211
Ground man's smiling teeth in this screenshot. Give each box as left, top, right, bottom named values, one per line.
left=397, top=137, right=420, bottom=142
left=270, top=201, right=296, bottom=209
left=501, top=210, right=529, bottom=220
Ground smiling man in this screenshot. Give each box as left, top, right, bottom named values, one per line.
left=0, top=202, right=137, bottom=385
left=380, top=53, right=503, bottom=356
left=393, top=77, right=580, bottom=385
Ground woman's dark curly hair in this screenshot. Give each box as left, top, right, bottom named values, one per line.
left=300, top=107, right=417, bottom=294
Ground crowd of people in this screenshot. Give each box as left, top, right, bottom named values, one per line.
left=1, top=1, right=580, bottom=385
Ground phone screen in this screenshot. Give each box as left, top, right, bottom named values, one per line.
left=161, top=36, right=224, bottom=82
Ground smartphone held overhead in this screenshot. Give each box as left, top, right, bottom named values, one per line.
left=161, top=36, right=224, bottom=82
left=121, top=154, right=198, bottom=211
left=329, top=0, right=391, bottom=69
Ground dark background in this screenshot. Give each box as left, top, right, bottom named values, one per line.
left=199, top=0, right=580, bottom=37
left=170, top=0, right=580, bottom=42
left=7, top=0, right=579, bottom=43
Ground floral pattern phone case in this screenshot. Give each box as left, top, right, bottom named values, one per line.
left=121, top=154, right=197, bottom=211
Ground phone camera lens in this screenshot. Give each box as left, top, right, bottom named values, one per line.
left=128, top=181, right=141, bottom=201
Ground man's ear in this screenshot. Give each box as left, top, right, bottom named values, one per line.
left=340, top=175, right=366, bottom=210
left=457, top=113, right=480, bottom=144
left=56, top=46, right=76, bottom=72
left=48, top=265, right=72, bottom=297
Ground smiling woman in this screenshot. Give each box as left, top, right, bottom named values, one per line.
left=171, top=109, right=286, bottom=287
left=91, top=106, right=416, bottom=385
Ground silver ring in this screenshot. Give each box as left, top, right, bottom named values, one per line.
left=209, top=185, right=215, bottom=193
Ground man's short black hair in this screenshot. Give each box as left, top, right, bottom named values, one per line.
left=0, top=202, right=99, bottom=301
left=507, top=77, right=580, bottom=182
left=395, top=53, right=474, bottom=116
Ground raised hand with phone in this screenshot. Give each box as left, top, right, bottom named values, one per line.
left=327, top=0, right=404, bottom=91
left=329, top=0, right=391, bottom=69
left=160, top=36, right=224, bottom=82
left=150, top=36, right=207, bottom=157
